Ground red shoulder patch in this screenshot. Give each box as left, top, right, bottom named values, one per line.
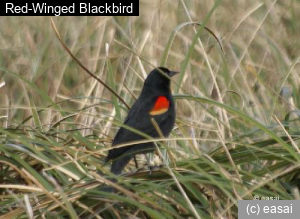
left=150, top=96, right=169, bottom=115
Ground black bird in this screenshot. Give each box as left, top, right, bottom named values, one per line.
left=105, top=67, right=178, bottom=175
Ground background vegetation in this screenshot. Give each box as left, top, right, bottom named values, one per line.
left=0, top=0, right=300, bottom=218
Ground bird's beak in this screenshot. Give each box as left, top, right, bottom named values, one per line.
left=169, top=71, right=180, bottom=77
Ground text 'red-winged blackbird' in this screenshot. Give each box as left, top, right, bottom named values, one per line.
left=105, top=67, right=178, bottom=175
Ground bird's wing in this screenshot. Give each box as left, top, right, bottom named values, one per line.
left=106, top=96, right=169, bottom=161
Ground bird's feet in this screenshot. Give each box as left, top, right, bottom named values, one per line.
left=147, top=164, right=164, bottom=175
left=134, top=164, right=164, bottom=175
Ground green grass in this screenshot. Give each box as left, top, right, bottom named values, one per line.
left=1, top=1, right=300, bottom=218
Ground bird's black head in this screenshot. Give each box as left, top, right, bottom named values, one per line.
left=143, top=67, right=179, bottom=91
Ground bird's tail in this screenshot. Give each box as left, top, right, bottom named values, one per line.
left=101, top=178, right=118, bottom=193
left=102, top=154, right=132, bottom=193
left=110, top=154, right=133, bottom=175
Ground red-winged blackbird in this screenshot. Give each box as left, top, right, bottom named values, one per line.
left=105, top=67, right=178, bottom=175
